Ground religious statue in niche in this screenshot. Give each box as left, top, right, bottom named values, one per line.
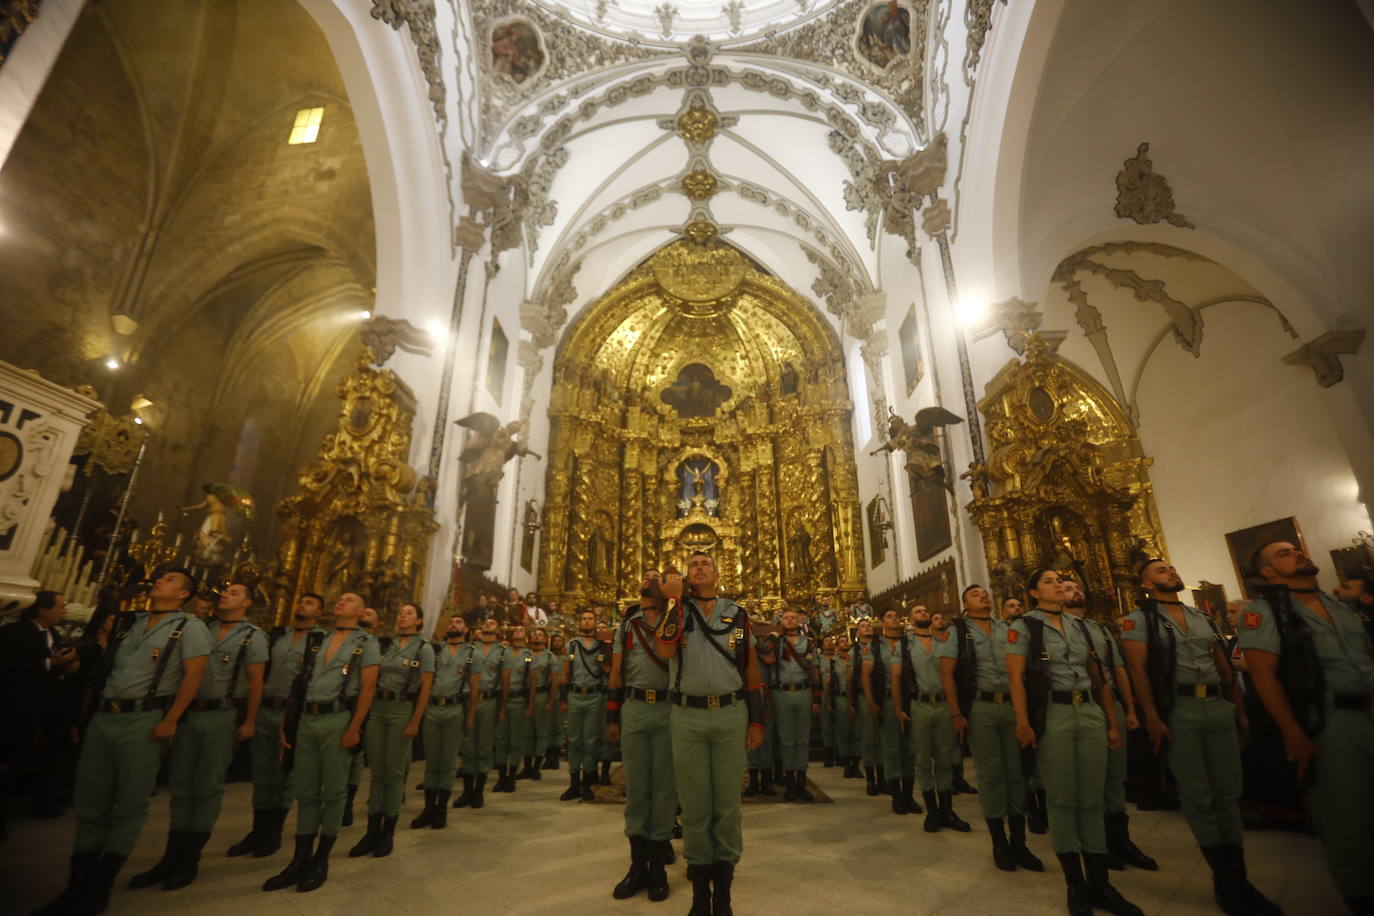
left=490, top=18, right=545, bottom=85
left=178, top=482, right=254, bottom=567
left=786, top=508, right=815, bottom=577
left=660, top=363, right=732, bottom=419
left=455, top=412, right=540, bottom=571
left=857, top=0, right=912, bottom=71
left=779, top=361, right=800, bottom=396
left=587, top=513, right=614, bottom=583
left=676, top=456, right=721, bottom=517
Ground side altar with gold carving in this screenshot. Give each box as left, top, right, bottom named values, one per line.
left=540, top=239, right=866, bottom=610
left=270, top=349, right=437, bottom=626
left=964, top=335, right=1165, bottom=614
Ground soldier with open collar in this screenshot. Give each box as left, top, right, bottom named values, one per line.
left=873, top=607, right=919, bottom=815
left=414, top=614, right=472, bottom=828
left=773, top=608, right=820, bottom=801
left=744, top=617, right=777, bottom=798
left=560, top=609, right=610, bottom=802
left=457, top=616, right=507, bottom=810
left=342, top=605, right=381, bottom=828
left=825, top=632, right=861, bottom=778
left=516, top=626, right=556, bottom=779
left=894, top=604, right=969, bottom=833
left=497, top=625, right=538, bottom=792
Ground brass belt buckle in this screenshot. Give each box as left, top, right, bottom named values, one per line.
left=1194, top=684, right=1208, bottom=699
left=707, top=694, right=721, bottom=710
left=109, top=699, right=124, bottom=714
left=1072, top=691, right=1084, bottom=706
left=645, top=689, right=657, bottom=704
left=993, top=691, right=1005, bottom=703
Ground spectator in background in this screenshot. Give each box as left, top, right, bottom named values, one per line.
left=1335, top=575, right=1374, bottom=641
left=523, top=592, right=548, bottom=627
left=464, top=593, right=491, bottom=630
left=1000, top=597, right=1024, bottom=620
left=191, top=593, right=216, bottom=621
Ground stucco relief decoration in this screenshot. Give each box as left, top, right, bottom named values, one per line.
left=490, top=17, right=547, bottom=85
left=855, top=0, right=913, bottom=73
left=961, top=0, right=1005, bottom=81
left=1282, top=328, right=1366, bottom=388
left=370, top=0, right=446, bottom=123
left=1114, top=142, right=1195, bottom=229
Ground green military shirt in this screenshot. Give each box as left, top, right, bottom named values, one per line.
left=906, top=633, right=943, bottom=693
left=264, top=628, right=321, bottom=699
left=934, top=616, right=1011, bottom=692
left=469, top=640, right=508, bottom=695
left=828, top=654, right=852, bottom=693
left=505, top=645, right=538, bottom=695
left=776, top=635, right=815, bottom=686
left=199, top=619, right=269, bottom=700
left=377, top=634, right=435, bottom=695
left=670, top=597, right=747, bottom=696
left=1007, top=610, right=1093, bottom=692
left=1120, top=603, right=1221, bottom=686
left=1077, top=616, right=1125, bottom=672
left=568, top=636, right=608, bottom=690
left=1237, top=591, right=1374, bottom=695
left=103, top=609, right=212, bottom=700
left=528, top=648, right=555, bottom=692
left=615, top=613, right=670, bottom=692
left=303, top=629, right=379, bottom=703
left=878, top=636, right=905, bottom=671
left=432, top=641, right=473, bottom=697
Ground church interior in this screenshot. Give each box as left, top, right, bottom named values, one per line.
left=0, top=0, right=1372, bottom=914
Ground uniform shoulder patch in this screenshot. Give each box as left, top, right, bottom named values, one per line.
left=1243, top=611, right=1262, bottom=630
left=1121, top=619, right=1136, bottom=632
left=1007, top=629, right=1020, bottom=644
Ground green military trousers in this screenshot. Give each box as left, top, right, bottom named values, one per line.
left=623, top=698, right=675, bottom=841
left=168, top=707, right=237, bottom=832
left=1310, top=703, right=1374, bottom=898
left=421, top=703, right=465, bottom=791
left=968, top=698, right=1024, bottom=819
left=364, top=700, right=414, bottom=816
left=508, top=700, right=536, bottom=766
left=909, top=699, right=953, bottom=792
left=775, top=689, right=812, bottom=772
left=348, top=744, right=365, bottom=786
left=672, top=702, right=746, bottom=865
left=859, top=703, right=880, bottom=766
left=566, top=691, right=604, bottom=774
left=1104, top=698, right=1127, bottom=814
left=548, top=700, right=566, bottom=756
left=1039, top=702, right=1108, bottom=855
left=293, top=709, right=352, bottom=836
left=746, top=693, right=773, bottom=770
left=461, top=697, right=497, bottom=775
left=251, top=705, right=292, bottom=810
left=532, top=692, right=553, bottom=754
left=820, top=690, right=835, bottom=748
left=1164, top=695, right=1242, bottom=847
left=494, top=711, right=512, bottom=769
left=880, top=697, right=914, bottom=779
left=73, top=708, right=165, bottom=856
left=831, top=694, right=857, bottom=759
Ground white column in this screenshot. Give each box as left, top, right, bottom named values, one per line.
left=0, top=0, right=85, bottom=170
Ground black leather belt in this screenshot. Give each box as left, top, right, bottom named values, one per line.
left=777, top=683, right=809, bottom=692
left=188, top=697, right=237, bottom=712
left=977, top=690, right=1010, bottom=703
left=431, top=695, right=463, bottom=707
left=303, top=700, right=353, bottom=716
left=1176, top=683, right=1223, bottom=699
left=474, top=690, right=498, bottom=701
left=534, top=686, right=551, bottom=694
left=261, top=696, right=289, bottom=710
left=99, top=697, right=169, bottom=715
left=571, top=686, right=603, bottom=695
left=1050, top=689, right=1090, bottom=706
left=916, top=691, right=945, bottom=704
left=1333, top=693, right=1374, bottom=711
left=832, top=689, right=847, bottom=697
left=376, top=689, right=418, bottom=702
left=669, top=689, right=745, bottom=710
left=627, top=686, right=665, bottom=704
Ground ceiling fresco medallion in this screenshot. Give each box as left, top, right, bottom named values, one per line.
left=854, top=0, right=915, bottom=73
left=490, top=16, right=547, bottom=85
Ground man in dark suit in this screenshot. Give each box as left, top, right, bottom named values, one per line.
left=0, top=590, right=81, bottom=817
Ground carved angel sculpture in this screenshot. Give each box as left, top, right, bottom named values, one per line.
left=455, top=412, right=540, bottom=506
left=870, top=406, right=965, bottom=491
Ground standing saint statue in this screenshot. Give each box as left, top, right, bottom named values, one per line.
left=455, top=413, right=540, bottom=570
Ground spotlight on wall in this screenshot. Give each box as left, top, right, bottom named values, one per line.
left=425, top=318, right=447, bottom=341
left=104, top=357, right=121, bottom=370
left=956, top=297, right=988, bottom=328
left=133, top=417, right=144, bottom=425
left=359, top=309, right=372, bottom=320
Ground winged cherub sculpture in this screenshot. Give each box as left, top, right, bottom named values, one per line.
left=455, top=412, right=540, bottom=506
left=870, top=406, right=965, bottom=492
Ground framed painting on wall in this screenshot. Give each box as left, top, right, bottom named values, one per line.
left=899, top=306, right=923, bottom=395
left=1224, top=516, right=1306, bottom=600
left=911, top=472, right=952, bottom=562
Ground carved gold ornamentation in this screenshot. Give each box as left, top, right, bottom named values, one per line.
left=271, top=348, right=437, bottom=626
left=539, top=240, right=865, bottom=610
left=964, top=334, right=1166, bottom=616
left=681, top=170, right=718, bottom=201
left=677, top=106, right=719, bottom=145
left=682, top=218, right=720, bottom=245
left=73, top=407, right=145, bottom=476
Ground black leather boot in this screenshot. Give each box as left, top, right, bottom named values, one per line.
left=228, top=809, right=267, bottom=856
left=939, top=791, right=971, bottom=832
left=1223, top=844, right=1282, bottom=916
left=127, top=830, right=181, bottom=889
left=890, top=779, right=908, bottom=814
left=162, top=830, right=210, bottom=890
left=600, top=760, right=613, bottom=785
left=1106, top=811, right=1158, bottom=870
left=348, top=813, right=381, bottom=857
left=661, top=837, right=677, bottom=865
left=492, top=765, right=510, bottom=792
left=529, top=756, right=543, bottom=780
left=613, top=835, right=648, bottom=899
left=581, top=769, right=596, bottom=801
left=744, top=769, right=759, bottom=797
left=1027, top=788, right=1048, bottom=834
left=686, top=864, right=713, bottom=916
left=794, top=772, right=814, bottom=802
left=297, top=833, right=336, bottom=893
left=373, top=815, right=398, bottom=857
left=922, top=789, right=941, bottom=831
left=952, top=758, right=978, bottom=795
left=67, top=852, right=125, bottom=914
left=864, top=765, right=878, bottom=796
left=772, top=763, right=784, bottom=783
left=1056, top=852, right=1092, bottom=916
left=341, top=783, right=358, bottom=827
left=876, top=766, right=889, bottom=793
left=712, top=861, right=734, bottom=916
left=431, top=791, right=450, bottom=829
left=903, top=777, right=922, bottom=813
left=986, top=818, right=1016, bottom=871
left=503, top=766, right=518, bottom=793
left=783, top=771, right=798, bottom=802
left=32, top=850, right=97, bottom=916
left=472, top=772, right=488, bottom=808
left=843, top=758, right=861, bottom=778
left=1085, top=851, right=1145, bottom=916
left=263, top=834, right=313, bottom=891
left=823, top=747, right=836, bottom=768
left=254, top=808, right=287, bottom=858
left=1201, top=845, right=1256, bottom=916
left=453, top=773, right=476, bottom=807
left=545, top=746, right=560, bottom=769
left=411, top=789, right=437, bottom=828
left=1008, top=815, right=1044, bottom=871
left=646, top=839, right=670, bottom=902
left=560, top=771, right=581, bottom=801
left=758, top=769, right=776, bottom=797
left=516, top=756, right=534, bottom=779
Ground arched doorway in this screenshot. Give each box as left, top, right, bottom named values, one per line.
left=539, top=238, right=866, bottom=610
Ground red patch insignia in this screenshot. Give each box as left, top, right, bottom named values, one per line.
left=1121, top=619, right=1136, bottom=632
left=1243, top=611, right=1262, bottom=630
left=1007, top=630, right=1020, bottom=644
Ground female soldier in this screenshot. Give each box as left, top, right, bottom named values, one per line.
left=1007, top=569, right=1140, bottom=916
left=349, top=602, right=433, bottom=857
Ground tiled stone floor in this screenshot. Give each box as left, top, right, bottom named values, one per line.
left=4, top=766, right=1343, bottom=915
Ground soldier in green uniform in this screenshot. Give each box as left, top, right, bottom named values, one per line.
left=851, top=617, right=883, bottom=795
left=818, top=637, right=837, bottom=766
left=607, top=569, right=675, bottom=902
left=489, top=625, right=522, bottom=794
left=37, top=568, right=212, bottom=916
left=498, top=626, right=539, bottom=792
left=560, top=609, right=609, bottom=802
left=1008, top=568, right=1140, bottom=916
left=455, top=617, right=507, bottom=810
left=933, top=611, right=978, bottom=796
left=349, top=601, right=433, bottom=857
left=1122, top=559, right=1280, bottom=916
left=544, top=632, right=567, bottom=770
left=341, top=605, right=381, bottom=827
left=774, top=609, right=820, bottom=802
left=744, top=625, right=777, bottom=798
left=516, top=627, right=555, bottom=779
left=595, top=619, right=619, bottom=785
left=130, top=579, right=268, bottom=891
left=894, top=606, right=969, bottom=832
left=1061, top=575, right=1156, bottom=872
left=825, top=634, right=860, bottom=778
left=939, top=585, right=1042, bottom=871
left=413, top=615, right=471, bottom=828
left=229, top=591, right=324, bottom=859
left=1240, top=540, right=1374, bottom=913
left=263, top=592, right=379, bottom=894
left=656, top=557, right=765, bottom=916
left=871, top=608, right=919, bottom=815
